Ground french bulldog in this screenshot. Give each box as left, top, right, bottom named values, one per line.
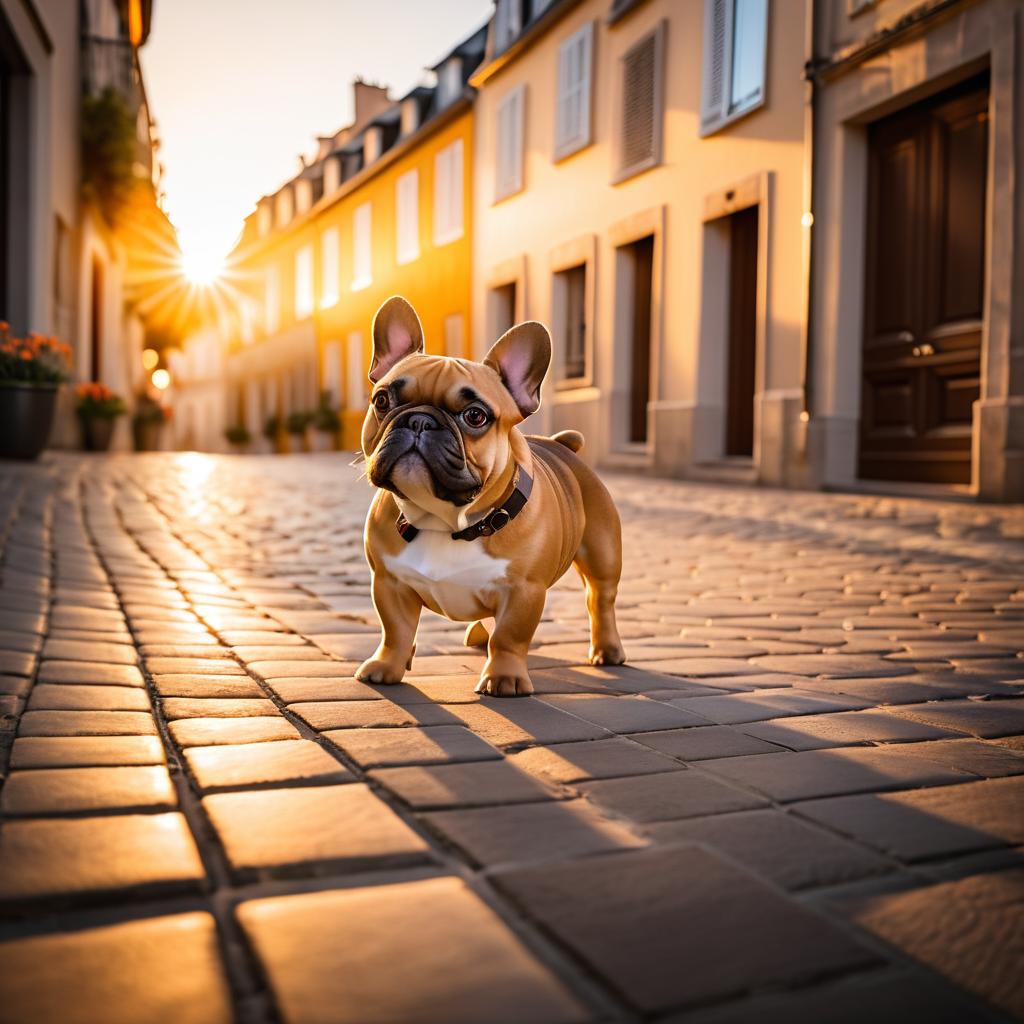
left=356, top=296, right=625, bottom=697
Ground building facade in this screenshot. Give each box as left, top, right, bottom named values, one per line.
left=470, top=0, right=810, bottom=487
left=807, top=0, right=1024, bottom=502
left=224, top=27, right=486, bottom=452
left=1, top=0, right=165, bottom=450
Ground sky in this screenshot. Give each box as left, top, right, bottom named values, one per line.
left=141, top=0, right=492, bottom=277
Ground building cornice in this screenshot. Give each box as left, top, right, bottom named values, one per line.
left=469, top=0, right=585, bottom=88
left=232, top=94, right=473, bottom=266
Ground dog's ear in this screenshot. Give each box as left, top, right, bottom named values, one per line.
left=483, top=321, right=551, bottom=419
left=370, top=296, right=424, bottom=383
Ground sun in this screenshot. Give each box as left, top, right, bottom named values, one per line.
left=179, top=247, right=225, bottom=287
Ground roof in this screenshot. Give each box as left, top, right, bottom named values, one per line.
left=429, top=21, right=488, bottom=71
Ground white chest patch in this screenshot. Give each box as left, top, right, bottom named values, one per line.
left=384, top=530, right=509, bottom=622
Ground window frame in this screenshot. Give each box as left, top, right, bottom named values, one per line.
left=294, top=244, right=314, bottom=320
left=554, top=20, right=595, bottom=162
left=320, top=228, right=339, bottom=308
left=549, top=234, right=596, bottom=390
left=396, top=170, right=420, bottom=265
left=612, top=20, right=666, bottom=185
left=699, top=0, right=769, bottom=137
left=352, top=202, right=372, bottom=292
left=494, top=0, right=521, bottom=53
left=433, top=139, right=464, bottom=247
left=495, top=84, right=526, bottom=203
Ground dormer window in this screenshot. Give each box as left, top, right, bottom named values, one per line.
left=323, top=156, right=341, bottom=194
left=294, top=179, right=312, bottom=215
left=257, top=201, right=272, bottom=237
left=274, top=188, right=293, bottom=228
left=437, top=58, right=463, bottom=107
left=401, top=97, right=420, bottom=136
left=364, top=126, right=384, bottom=165
left=494, top=0, right=521, bottom=53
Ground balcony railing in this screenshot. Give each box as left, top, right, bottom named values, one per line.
left=82, top=34, right=137, bottom=100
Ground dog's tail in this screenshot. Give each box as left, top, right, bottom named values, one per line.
left=550, top=429, right=584, bottom=453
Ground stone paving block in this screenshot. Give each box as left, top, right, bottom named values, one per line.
left=576, top=769, right=768, bottom=823
left=646, top=808, right=893, bottom=890
left=288, top=700, right=437, bottom=730
left=841, top=869, right=1024, bottom=1020
left=667, top=970, right=990, bottom=1024
left=139, top=643, right=222, bottom=657
left=18, top=710, right=157, bottom=737
left=40, top=639, right=138, bottom=665
left=510, top=737, right=683, bottom=784
left=220, top=630, right=308, bottom=646
left=0, top=650, right=36, bottom=676
left=538, top=693, right=709, bottom=733
left=160, top=697, right=278, bottom=720
left=795, top=776, right=1024, bottom=861
left=666, top=689, right=874, bottom=725
left=0, top=911, right=233, bottom=1024
left=232, top=645, right=328, bottom=663
left=422, top=799, right=644, bottom=867
left=150, top=673, right=266, bottom=698
left=750, top=654, right=916, bottom=678
left=143, top=657, right=245, bottom=676
left=267, top=677, right=381, bottom=703
left=0, top=674, right=30, bottom=697
left=169, top=715, right=300, bottom=747
left=491, top=844, right=877, bottom=1014
left=881, top=737, right=1024, bottom=778
left=324, top=724, right=502, bottom=768
left=0, top=629, right=43, bottom=653
left=370, top=760, right=557, bottom=809
left=447, top=699, right=611, bottom=749
left=37, top=661, right=145, bottom=687
left=739, top=709, right=962, bottom=751
left=27, top=683, right=150, bottom=711
left=628, top=725, right=785, bottom=761
left=9, top=735, right=166, bottom=768
left=365, top=675, right=490, bottom=703
left=889, top=699, right=1024, bottom=738
left=627, top=657, right=760, bottom=678
left=700, top=746, right=971, bottom=802
left=0, top=813, right=205, bottom=905
left=203, top=783, right=430, bottom=876
left=249, top=660, right=357, bottom=680
left=185, top=739, right=352, bottom=791
left=886, top=641, right=1019, bottom=661
left=236, top=875, right=585, bottom=1024
left=1, top=765, right=176, bottom=815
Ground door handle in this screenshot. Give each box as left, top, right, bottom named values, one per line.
left=897, top=330, right=915, bottom=343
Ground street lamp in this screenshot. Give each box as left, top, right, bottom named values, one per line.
left=152, top=368, right=171, bottom=390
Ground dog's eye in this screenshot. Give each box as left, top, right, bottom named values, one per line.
left=372, top=392, right=390, bottom=414
left=461, top=406, right=489, bottom=429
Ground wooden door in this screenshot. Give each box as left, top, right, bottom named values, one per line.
left=628, top=235, right=654, bottom=444
left=726, top=206, right=758, bottom=457
left=859, top=76, right=988, bottom=484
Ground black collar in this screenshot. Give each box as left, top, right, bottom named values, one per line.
left=396, top=464, right=534, bottom=544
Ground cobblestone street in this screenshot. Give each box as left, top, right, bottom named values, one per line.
left=0, top=451, right=1022, bottom=1023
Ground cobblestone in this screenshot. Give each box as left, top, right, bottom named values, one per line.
left=0, top=452, right=1021, bottom=1020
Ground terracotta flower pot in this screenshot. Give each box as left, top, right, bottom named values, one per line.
left=133, top=420, right=160, bottom=451
left=80, top=414, right=116, bottom=452
left=0, top=382, right=59, bottom=460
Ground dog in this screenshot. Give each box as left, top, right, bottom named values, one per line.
left=356, top=296, right=625, bottom=697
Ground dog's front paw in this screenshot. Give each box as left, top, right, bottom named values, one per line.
left=356, top=657, right=408, bottom=685
left=589, top=643, right=626, bottom=666
left=476, top=656, right=533, bottom=697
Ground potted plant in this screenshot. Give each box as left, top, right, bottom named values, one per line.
left=308, top=392, right=340, bottom=452
left=286, top=411, right=311, bottom=452
left=132, top=393, right=170, bottom=451
left=224, top=424, right=251, bottom=454
left=261, top=414, right=280, bottom=454
left=0, top=324, right=72, bottom=460
left=76, top=382, right=127, bottom=451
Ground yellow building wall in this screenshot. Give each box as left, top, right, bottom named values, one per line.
left=315, top=109, right=474, bottom=448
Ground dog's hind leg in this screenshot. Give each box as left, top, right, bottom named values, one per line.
left=573, top=493, right=626, bottom=667
left=464, top=620, right=489, bottom=649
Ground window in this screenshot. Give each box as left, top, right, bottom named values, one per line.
left=700, top=0, right=768, bottom=136
left=323, top=340, right=342, bottom=405
left=321, top=228, right=339, bottom=307
left=434, top=140, right=464, bottom=245
left=494, top=0, right=521, bottom=52
left=495, top=86, right=525, bottom=201
left=347, top=331, right=367, bottom=409
left=294, top=245, right=313, bottom=320
left=275, top=188, right=293, bottom=228
left=352, top=202, right=372, bottom=290
left=557, top=264, right=587, bottom=381
left=555, top=22, right=593, bottom=160
left=616, top=22, right=665, bottom=182
left=437, top=58, right=462, bottom=107
left=257, top=202, right=272, bottom=237
left=264, top=265, right=279, bottom=334
left=443, top=313, right=464, bottom=357
left=323, top=157, right=341, bottom=195
left=396, top=170, right=420, bottom=264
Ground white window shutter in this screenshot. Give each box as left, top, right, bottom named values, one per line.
left=396, top=170, right=419, bottom=264
left=495, top=86, right=524, bottom=200
left=294, top=245, right=313, bottom=320
left=264, top=266, right=279, bottom=334
left=434, top=140, right=463, bottom=245
left=353, top=203, right=371, bottom=290
left=555, top=22, right=593, bottom=158
left=618, top=24, right=663, bottom=178
left=321, top=229, right=339, bottom=307
left=701, top=0, right=768, bottom=135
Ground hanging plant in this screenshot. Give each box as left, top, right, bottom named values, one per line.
left=81, top=88, right=137, bottom=228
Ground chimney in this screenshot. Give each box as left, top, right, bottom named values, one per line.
left=352, top=79, right=391, bottom=133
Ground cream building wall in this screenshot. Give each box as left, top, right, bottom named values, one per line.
left=471, top=0, right=810, bottom=486
left=807, top=0, right=1024, bottom=502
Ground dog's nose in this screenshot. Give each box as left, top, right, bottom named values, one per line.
left=407, top=412, right=438, bottom=434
